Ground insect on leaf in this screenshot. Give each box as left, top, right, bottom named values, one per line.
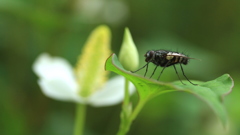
left=105, top=53, right=234, bottom=127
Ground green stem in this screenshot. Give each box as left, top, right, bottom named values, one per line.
left=130, top=100, right=146, bottom=121
left=116, top=78, right=147, bottom=135
left=124, top=78, right=130, bottom=105
left=74, top=103, right=86, bottom=135
left=116, top=78, right=130, bottom=135
left=117, top=99, right=146, bottom=135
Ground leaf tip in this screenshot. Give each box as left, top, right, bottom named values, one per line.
left=105, top=53, right=115, bottom=71
left=223, top=74, right=234, bottom=97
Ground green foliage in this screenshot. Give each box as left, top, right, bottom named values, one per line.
left=105, top=53, right=234, bottom=134
left=1, top=0, right=239, bottom=134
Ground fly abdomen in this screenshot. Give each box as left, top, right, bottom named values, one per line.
left=181, top=57, right=188, bottom=65
left=173, top=56, right=188, bottom=65
left=166, top=52, right=189, bottom=65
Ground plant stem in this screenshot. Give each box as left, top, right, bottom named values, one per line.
left=130, top=100, right=146, bottom=121
left=117, top=99, right=146, bottom=135
left=74, top=103, right=86, bottom=135
left=124, top=78, right=130, bottom=105
left=116, top=78, right=130, bottom=135
left=116, top=78, right=147, bottom=135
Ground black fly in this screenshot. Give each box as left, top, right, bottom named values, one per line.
left=131, top=50, right=197, bottom=85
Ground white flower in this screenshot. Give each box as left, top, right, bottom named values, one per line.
left=33, top=25, right=135, bottom=107
left=33, top=53, right=135, bottom=107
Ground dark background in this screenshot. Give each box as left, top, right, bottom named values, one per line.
left=1, top=0, right=240, bottom=135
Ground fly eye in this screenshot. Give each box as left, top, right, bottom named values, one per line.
left=144, top=52, right=150, bottom=57
left=146, top=53, right=150, bottom=57
left=145, top=51, right=155, bottom=59
left=149, top=51, right=155, bottom=57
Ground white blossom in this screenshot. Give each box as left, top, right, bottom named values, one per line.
left=33, top=53, right=135, bottom=107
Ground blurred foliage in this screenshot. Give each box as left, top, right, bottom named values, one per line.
left=0, top=0, right=240, bottom=135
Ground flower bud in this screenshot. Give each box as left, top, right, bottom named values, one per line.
left=119, top=28, right=139, bottom=71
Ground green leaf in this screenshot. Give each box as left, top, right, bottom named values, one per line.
left=105, top=53, right=234, bottom=126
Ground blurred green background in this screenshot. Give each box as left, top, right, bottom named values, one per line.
left=1, top=0, right=240, bottom=135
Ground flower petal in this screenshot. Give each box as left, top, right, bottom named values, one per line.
left=38, top=78, right=82, bottom=103
left=88, top=76, right=135, bottom=107
left=33, top=53, right=84, bottom=103
left=33, top=53, right=76, bottom=86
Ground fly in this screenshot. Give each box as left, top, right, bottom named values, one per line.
left=131, top=50, right=197, bottom=85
